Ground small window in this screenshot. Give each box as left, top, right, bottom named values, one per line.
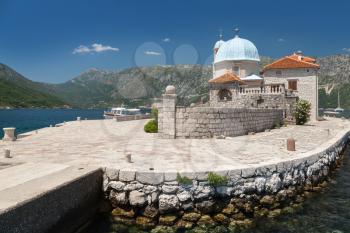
left=233, top=66, right=240, bottom=76
left=307, top=69, right=309, bottom=72
left=288, top=80, right=298, bottom=91
left=276, top=70, right=282, bottom=76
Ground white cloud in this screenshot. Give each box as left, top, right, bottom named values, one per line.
left=144, top=50, right=162, bottom=56
left=73, top=45, right=91, bottom=54
left=73, top=43, right=119, bottom=54
left=277, top=38, right=285, bottom=42
left=162, top=38, right=170, bottom=42
left=342, top=48, right=350, bottom=52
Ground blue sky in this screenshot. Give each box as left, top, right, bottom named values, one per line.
left=0, top=0, right=350, bottom=83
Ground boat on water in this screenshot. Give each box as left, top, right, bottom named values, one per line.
left=324, top=91, right=344, bottom=116
left=335, top=91, right=344, bottom=112
left=104, top=107, right=143, bottom=119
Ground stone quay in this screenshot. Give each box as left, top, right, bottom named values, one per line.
left=0, top=117, right=349, bottom=232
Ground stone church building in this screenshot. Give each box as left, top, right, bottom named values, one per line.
left=209, top=32, right=319, bottom=121
left=158, top=31, right=320, bottom=139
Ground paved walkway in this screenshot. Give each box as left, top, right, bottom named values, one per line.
left=1, top=117, right=349, bottom=173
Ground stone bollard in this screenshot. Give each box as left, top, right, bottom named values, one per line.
left=287, top=138, right=296, bottom=151
left=4, top=149, right=11, bottom=158
left=77, top=117, right=81, bottom=121
left=126, top=153, right=132, bottom=163
left=2, top=127, right=16, bottom=141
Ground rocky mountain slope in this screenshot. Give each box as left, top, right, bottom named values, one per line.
left=46, top=65, right=212, bottom=108
left=1, top=54, right=349, bottom=109
left=0, top=64, right=68, bottom=108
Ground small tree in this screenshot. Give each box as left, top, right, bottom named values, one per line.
left=294, top=100, right=311, bottom=125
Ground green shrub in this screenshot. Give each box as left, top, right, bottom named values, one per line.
left=207, top=172, right=228, bottom=187
left=176, top=173, right=192, bottom=185
left=294, top=100, right=311, bottom=125
left=144, top=119, right=158, bottom=133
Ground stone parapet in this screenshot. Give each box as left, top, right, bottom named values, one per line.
left=103, top=128, right=350, bottom=229
left=174, top=107, right=283, bottom=138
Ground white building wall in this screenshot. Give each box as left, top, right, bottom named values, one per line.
left=213, top=60, right=260, bottom=79
left=264, top=68, right=318, bottom=121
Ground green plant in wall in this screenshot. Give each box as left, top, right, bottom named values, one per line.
left=207, top=172, right=228, bottom=186
left=294, top=99, right=311, bottom=125
left=176, top=173, right=192, bottom=185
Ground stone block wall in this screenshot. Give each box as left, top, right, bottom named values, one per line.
left=210, top=92, right=285, bottom=109
left=103, top=130, right=350, bottom=230
left=175, top=108, right=283, bottom=138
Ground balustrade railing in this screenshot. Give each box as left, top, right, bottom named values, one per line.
left=238, top=84, right=285, bottom=95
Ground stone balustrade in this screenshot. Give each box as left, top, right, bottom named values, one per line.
left=239, top=83, right=286, bottom=95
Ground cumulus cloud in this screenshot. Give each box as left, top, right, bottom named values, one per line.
left=73, top=43, right=119, bottom=54
left=277, top=38, right=285, bottom=42
left=342, top=48, right=350, bottom=53
left=162, top=38, right=171, bottom=42
left=144, top=50, right=162, bottom=56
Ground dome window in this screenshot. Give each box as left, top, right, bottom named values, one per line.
left=233, top=66, right=240, bottom=76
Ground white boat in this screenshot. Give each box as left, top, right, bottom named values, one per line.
left=334, top=91, right=344, bottom=112
left=104, top=107, right=142, bottom=119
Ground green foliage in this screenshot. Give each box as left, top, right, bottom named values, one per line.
left=207, top=172, right=228, bottom=187
left=176, top=173, right=192, bottom=185
left=144, top=119, right=158, bottom=133
left=151, top=107, right=158, bottom=123
left=294, top=99, right=311, bottom=125
left=0, top=79, right=66, bottom=108
left=274, top=120, right=281, bottom=129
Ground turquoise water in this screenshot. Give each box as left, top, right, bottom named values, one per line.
left=0, top=109, right=104, bottom=138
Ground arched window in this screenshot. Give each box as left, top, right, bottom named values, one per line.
left=218, top=89, right=232, bottom=101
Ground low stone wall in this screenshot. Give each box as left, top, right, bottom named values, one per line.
left=175, top=108, right=283, bottom=138
left=102, top=129, right=350, bottom=230
left=158, top=92, right=285, bottom=139
left=115, top=114, right=151, bottom=122
left=0, top=168, right=103, bottom=233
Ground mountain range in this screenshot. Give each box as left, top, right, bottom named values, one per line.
left=1, top=54, right=350, bottom=109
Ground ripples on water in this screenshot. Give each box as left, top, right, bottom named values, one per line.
left=84, top=145, right=350, bottom=233
left=0, top=109, right=104, bottom=138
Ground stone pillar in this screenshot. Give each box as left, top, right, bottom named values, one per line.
left=3, top=127, right=16, bottom=141
left=159, top=85, right=177, bottom=139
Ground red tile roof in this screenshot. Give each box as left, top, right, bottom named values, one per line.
left=208, top=72, right=244, bottom=84
left=263, top=53, right=320, bottom=71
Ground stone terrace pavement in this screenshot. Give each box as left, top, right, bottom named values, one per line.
left=1, top=117, right=350, bottom=173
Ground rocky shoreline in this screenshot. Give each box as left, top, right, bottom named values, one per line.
left=102, top=130, right=349, bottom=232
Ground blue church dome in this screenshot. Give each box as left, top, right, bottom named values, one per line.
left=215, top=36, right=260, bottom=63
left=214, top=40, right=225, bottom=49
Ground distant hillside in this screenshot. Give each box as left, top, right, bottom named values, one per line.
left=317, top=55, right=350, bottom=109
left=0, top=64, right=68, bottom=108
left=45, top=65, right=212, bottom=108
left=1, top=54, right=350, bottom=109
